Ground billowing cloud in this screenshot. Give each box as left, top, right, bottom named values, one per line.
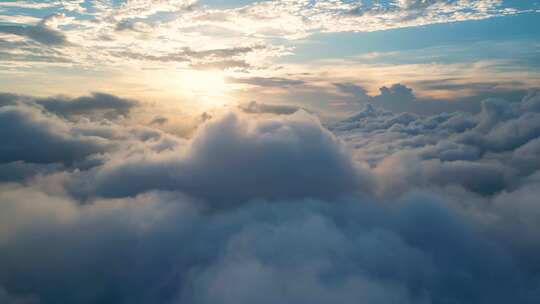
left=333, top=82, right=517, bottom=115
left=0, top=104, right=107, bottom=164
left=68, top=110, right=372, bottom=204
left=1, top=89, right=540, bottom=303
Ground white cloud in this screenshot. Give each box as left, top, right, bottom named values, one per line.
left=0, top=0, right=525, bottom=72
left=1, top=68, right=540, bottom=304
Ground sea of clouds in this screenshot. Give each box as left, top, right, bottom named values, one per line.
left=1, top=90, right=540, bottom=303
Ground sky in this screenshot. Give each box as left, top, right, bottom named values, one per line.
left=0, top=0, right=539, bottom=117
left=2, top=1, right=540, bottom=304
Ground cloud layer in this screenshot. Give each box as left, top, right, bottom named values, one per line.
left=1, top=90, right=540, bottom=303
left=0, top=0, right=528, bottom=71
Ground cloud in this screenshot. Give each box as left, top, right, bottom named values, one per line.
left=334, top=82, right=371, bottom=101
left=239, top=101, right=301, bottom=115
left=333, top=90, right=540, bottom=196
left=522, top=90, right=540, bottom=112
left=69, top=110, right=372, bottom=204
left=150, top=115, right=168, bottom=126
left=0, top=92, right=175, bottom=181
left=372, top=84, right=417, bottom=113
left=0, top=104, right=107, bottom=165
left=1, top=90, right=540, bottom=303
left=0, top=23, right=66, bottom=46
left=0, top=287, right=38, bottom=304
left=0, top=161, right=63, bottom=183
left=0, top=93, right=18, bottom=107
left=336, top=82, right=515, bottom=115
left=229, top=77, right=305, bottom=88
left=0, top=0, right=521, bottom=72
left=1, top=185, right=538, bottom=303
left=35, top=92, right=137, bottom=118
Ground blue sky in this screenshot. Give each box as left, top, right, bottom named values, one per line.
left=287, top=12, right=540, bottom=62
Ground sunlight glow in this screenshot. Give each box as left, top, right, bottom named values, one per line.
left=177, top=70, right=231, bottom=107
left=181, top=71, right=227, bottom=96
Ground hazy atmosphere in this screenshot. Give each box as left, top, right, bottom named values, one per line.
left=1, top=1, right=540, bottom=303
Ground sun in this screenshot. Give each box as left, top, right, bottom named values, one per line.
left=179, top=70, right=228, bottom=98
left=140, top=68, right=233, bottom=110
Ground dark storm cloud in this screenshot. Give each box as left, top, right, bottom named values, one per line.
left=2, top=90, right=540, bottom=303
left=0, top=24, right=66, bottom=46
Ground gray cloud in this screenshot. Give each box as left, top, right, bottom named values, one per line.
left=112, top=46, right=261, bottom=67
left=0, top=24, right=66, bottom=46
left=240, top=101, right=301, bottom=115
left=372, top=84, right=417, bottom=113
left=229, top=77, right=305, bottom=88
left=1, top=185, right=538, bottom=303
left=0, top=104, right=107, bottom=165
left=35, top=92, right=137, bottom=118
left=334, top=82, right=523, bottom=115
left=0, top=161, right=63, bottom=183
left=69, top=111, right=372, bottom=204
left=0, top=93, right=18, bottom=107
left=150, top=115, right=168, bottom=126
left=333, top=90, right=540, bottom=196
left=191, top=59, right=251, bottom=70
left=334, top=82, right=371, bottom=101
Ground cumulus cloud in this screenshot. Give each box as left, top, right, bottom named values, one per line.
left=0, top=92, right=178, bottom=182
left=0, top=104, right=107, bottom=165
left=336, top=82, right=489, bottom=115
left=68, top=110, right=371, bottom=204
left=1, top=90, right=540, bottom=303
left=333, top=90, right=540, bottom=196
left=1, top=185, right=539, bottom=303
